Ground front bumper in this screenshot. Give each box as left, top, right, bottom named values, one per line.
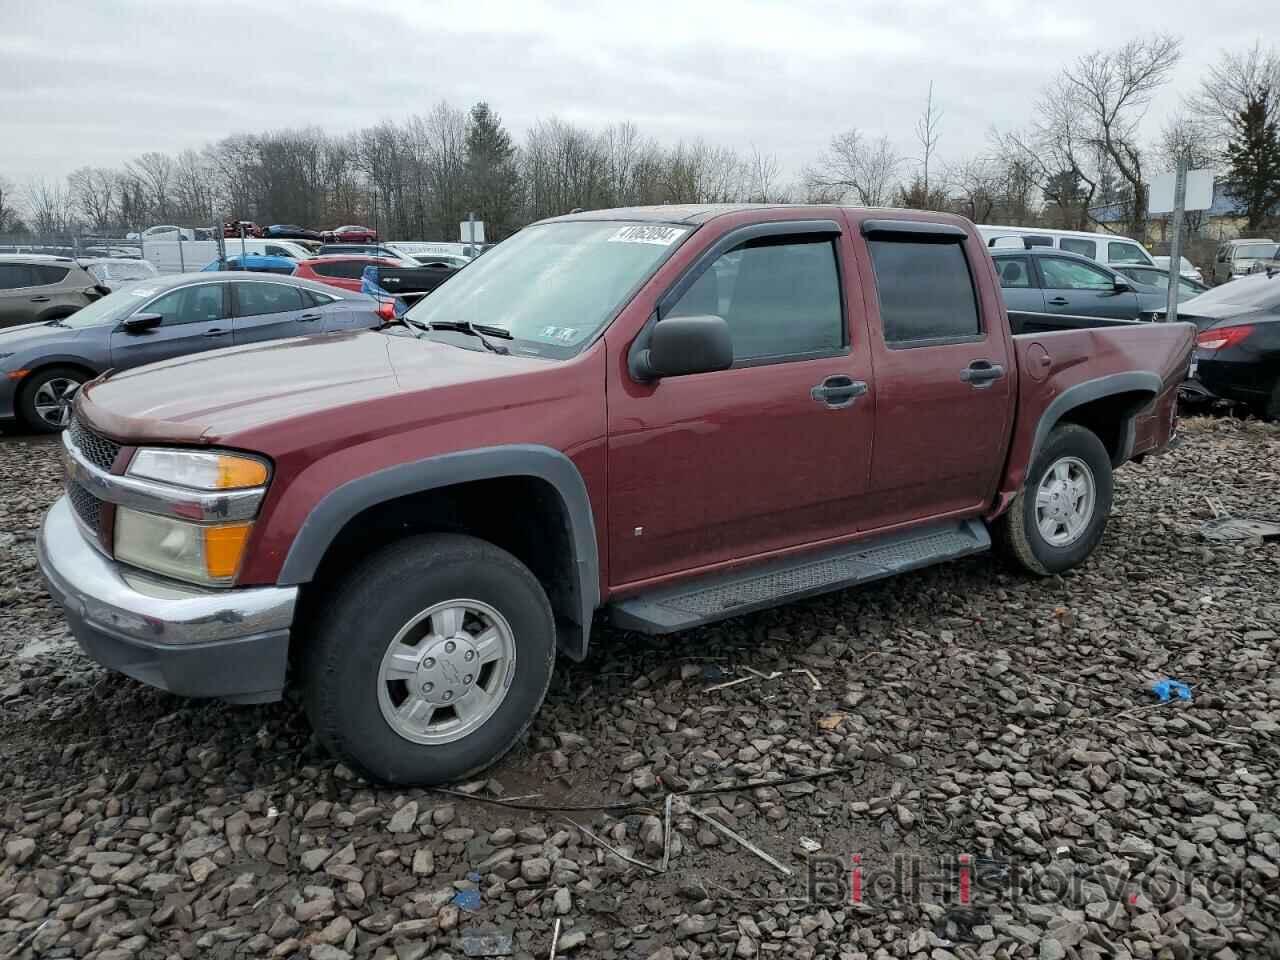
left=37, top=496, right=297, bottom=702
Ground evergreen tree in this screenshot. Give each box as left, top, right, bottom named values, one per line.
left=1225, top=91, right=1280, bottom=231
left=465, top=102, right=520, bottom=240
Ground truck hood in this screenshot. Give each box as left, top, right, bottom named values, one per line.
left=76, top=329, right=554, bottom=444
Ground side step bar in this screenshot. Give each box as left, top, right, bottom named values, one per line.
left=608, top=519, right=990, bottom=635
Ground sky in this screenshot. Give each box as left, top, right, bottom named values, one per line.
left=0, top=0, right=1275, bottom=189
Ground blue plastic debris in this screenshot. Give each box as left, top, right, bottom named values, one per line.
left=467, top=871, right=482, bottom=884
left=453, top=888, right=482, bottom=911
left=1150, top=679, right=1192, bottom=703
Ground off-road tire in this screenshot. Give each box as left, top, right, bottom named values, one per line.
left=302, top=533, right=556, bottom=786
left=18, top=365, right=86, bottom=433
left=995, top=423, right=1113, bottom=576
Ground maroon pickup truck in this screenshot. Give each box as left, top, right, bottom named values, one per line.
left=39, top=205, right=1193, bottom=785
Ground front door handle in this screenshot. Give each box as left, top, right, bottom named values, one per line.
left=29, top=296, right=51, bottom=303
left=203, top=328, right=230, bottom=338
left=960, top=360, right=1005, bottom=388
left=296, top=313, right=321, bottom=322
left=1047, top=297, right=1069, bottom=306
left=811, top=375, right=868, bottom=408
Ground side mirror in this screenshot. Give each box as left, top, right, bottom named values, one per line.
left=1113, top=278, right=1133, bottom=292
left=632, top=315, right=733, bottom=380
left=122, top=312, right=162, bottom=333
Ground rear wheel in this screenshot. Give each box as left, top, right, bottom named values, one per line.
left=302, top=533, right=556, bottom=786
left=995, top=424, right=1113, bottom=576
left=18, top=366, right=86, bottom=433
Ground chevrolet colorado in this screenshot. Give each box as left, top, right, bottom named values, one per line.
left=38, top=205, right=1194, bottom=786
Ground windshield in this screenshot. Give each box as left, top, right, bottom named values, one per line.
left=1234, top=243, right=1277, bottom=261
left=57, top=282, right=153, bottom=328
left=1182, top=274, right=1280, bottom=312
left=405, top=221, right=691, bottom=358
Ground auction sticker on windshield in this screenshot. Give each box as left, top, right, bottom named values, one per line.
left=607, top=225, right=687, bottom=246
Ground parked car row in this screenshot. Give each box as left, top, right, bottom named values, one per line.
left=220, top=222, right=378, bottom=243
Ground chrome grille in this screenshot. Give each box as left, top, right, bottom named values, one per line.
left=68, top=480, right=102, bottom=532
left=67, top=416, right=120, bottom=472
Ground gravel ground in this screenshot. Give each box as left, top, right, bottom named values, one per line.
left=1, top=417, right=1278, bottom=960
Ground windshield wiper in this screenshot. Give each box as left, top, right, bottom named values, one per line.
left=422, top=320, right=512, bottom=355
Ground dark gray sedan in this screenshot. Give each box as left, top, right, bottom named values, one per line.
left=992, top=247, right=1168, bottom=321
left=0, top=272, right=383, bottom=432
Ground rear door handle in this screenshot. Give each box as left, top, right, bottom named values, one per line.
left=811, top=375, right=868, bottom=408
left=1047, top=297, right=1069, bottom=306
left=203, top=328, right=230, bottom=338
left=296, top=313, right=321, bottom=322
left=29, top=296, right=50, bottom=303
left=961, top=360, right=1005, bottom=388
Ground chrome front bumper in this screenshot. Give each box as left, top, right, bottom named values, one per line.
left=37, top=496, right=297, bottom=702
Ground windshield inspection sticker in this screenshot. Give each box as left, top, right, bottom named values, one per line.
left=607, top=225, right=687, bottom=246
left=537, top=325, right=580, bottom=342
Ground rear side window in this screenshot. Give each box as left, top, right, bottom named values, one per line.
left=312, top=261, right=365, bottom=279
left=1108, top=242, right=1148, bottom=264
left=30, top=264, right=70, bottom=284
left=235, top=282, right=305, bottom=317
left=868, top=239, right=981, bottom=346
left=1060, top=238, right=1097, bottom=259
left=666, top=236, right=844, bottom=363
left=305, top=289, right=338, bottom=307
left=996, top=257, right=1032, bottom=288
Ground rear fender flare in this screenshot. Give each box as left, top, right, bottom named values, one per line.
left=277, top=444, right=600, bottom=657
left=1030, top=371, right=1162, bottom=467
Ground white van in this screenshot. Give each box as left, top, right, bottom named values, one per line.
left=217, top=238, right=312, bottom=260
left=978, top=225, right=1154, bottom=268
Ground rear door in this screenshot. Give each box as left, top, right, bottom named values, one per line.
left=1037, top=255, right=1139, bottom=319
left=994, top=255, right=1044, bottom=313
left=231, top=280, right=316, bottom=345
left=109, top=281, right=232, bottom=368
left=858, top=221, right=1013, bottom=527
left=0, top=263, right=39, bottom=327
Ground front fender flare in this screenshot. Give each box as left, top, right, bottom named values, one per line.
left=277, top=445, right=600, bottom=657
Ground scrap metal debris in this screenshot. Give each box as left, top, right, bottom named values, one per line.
left=461, top=926, right=515, bottom=957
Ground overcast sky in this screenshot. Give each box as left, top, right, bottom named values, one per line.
left=0, top=0, right=1272, bottom=188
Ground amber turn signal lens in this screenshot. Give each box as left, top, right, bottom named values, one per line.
left=216, top=456, right=269, bottom=489
left=203, top=522, right=254, bottom=580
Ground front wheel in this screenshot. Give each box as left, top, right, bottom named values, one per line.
left=995, top=424, right=1113, bottom=576
left=18, top=366, right=86, bottom=433
left=302, top=533, right=556, bottom=786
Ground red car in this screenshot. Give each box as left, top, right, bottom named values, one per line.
left=292, top=255, right=402, bottom=293
left=223, top=220, right=263, bottom=238
left=322, top=224, right=378, bottom=243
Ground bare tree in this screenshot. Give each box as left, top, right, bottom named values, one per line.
left=804, top=129, right=901, bottom=206
left=948, top=157, right=1001, bottom=222
left=67, top=167, right=117, bottom=231
left=1187, top=43, right=1280, bottom=144
left=0, top=175, right=21, bottom=233
left=914, top=81, right=943, bottom=197
left=1060, top=34, right=1183, bottom=234
left=24, top=178, right=74, bottom=235
left=746, top=147, right=786, bottom=202
left=128, top=152, right=176, bottom=223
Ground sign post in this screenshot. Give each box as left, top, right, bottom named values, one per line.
left=460, top=214, right=486, bottom=253
left=1149, top=167, right=1213, bottom=324
left=1165, top=161, right=1187, bottom=324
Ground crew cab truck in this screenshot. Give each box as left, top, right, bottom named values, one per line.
left=38, top=205, right=1194, bottom=786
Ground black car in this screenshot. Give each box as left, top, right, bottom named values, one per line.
left=1179, top=273, right=1280, bottom=419
left=265, top=224, right=323, bottom=242
left=1113, top=264, right=1208, bottom=302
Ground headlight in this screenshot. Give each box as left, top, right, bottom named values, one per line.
left=128, top=449, right=268, bottom=489
left=115, top=508, right=254, bottom=585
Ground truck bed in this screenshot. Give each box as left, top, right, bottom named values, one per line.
left=1008, top=310, right=1143, bottom=336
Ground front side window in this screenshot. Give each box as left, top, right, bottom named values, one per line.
left=235, top=282, right=305, bottom=317
left=1108, top=242, right=1150, bottom=264
left=406, top=220, right=691, bottom=359
left=1060, top=238, right=1097, bottom=259
left=868, top=238, right=981, bottom=345
left=313, top=260, right=367, bottom=279
left=996, top=257, right=1032, bottom=288
left=144, top=284, right=225, bottom=325
left=0, top=264, right=35, bottom=290
left=665, top=236, right=843, bottom=363
left=1041, top=257, right=1115, bottom=290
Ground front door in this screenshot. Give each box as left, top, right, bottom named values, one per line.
left=606, top=226, right=876, bottom=587
left=232, top=280, right=314, bottom=345
left=1037, top=255, right=1140, bottom=319
left=109, top=281, right=231, bottom=368
left=860, top=229, right=1014, bottom=528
